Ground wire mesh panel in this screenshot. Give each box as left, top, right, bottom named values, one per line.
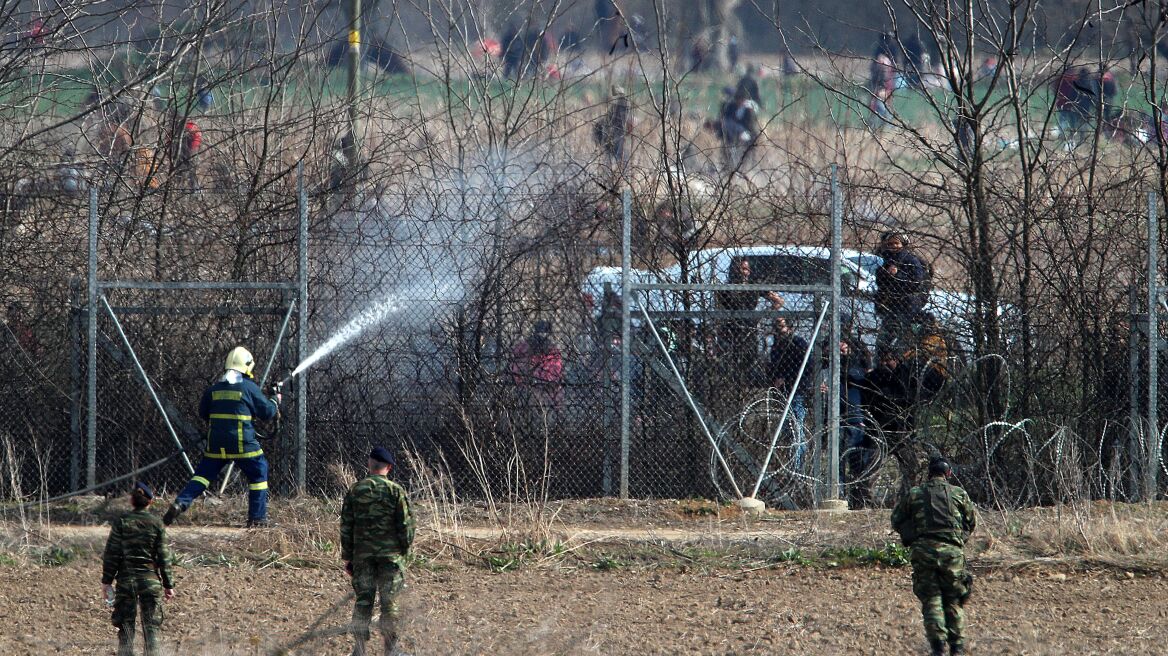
left=600, top=184, right=849, bottom=504
left=1, top=175, right=1162, bottom=510
left=89, top=287, right=298, bottom=496
left=303, top=185, right=619, bottom=498
left=0, top=193, right=91, bottom=500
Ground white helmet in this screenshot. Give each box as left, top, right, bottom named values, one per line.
left=224, top=346, right=255, bottom=377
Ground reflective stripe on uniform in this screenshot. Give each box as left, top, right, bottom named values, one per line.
left=204, top=449, right=264, bottom=459
left=208, top=413, right=252, bottom=420
left=211, top=390, right=243, bottom=401
left=192, top=476, right=211, bottom=487
left=248, top=481, right=268, bottom=491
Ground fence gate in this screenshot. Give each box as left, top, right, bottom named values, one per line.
left=75, top=180, right=308, bottom=498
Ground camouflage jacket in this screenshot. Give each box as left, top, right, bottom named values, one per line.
left=101, top=509, right=174, bottom=588
left=340, top=474, right=414, bottom=563
left=891, top=477, right=977, bottom=548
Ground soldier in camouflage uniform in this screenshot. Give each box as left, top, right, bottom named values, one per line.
left=891, top=458, right=977, bottom=656
left=101, top=482, right=176, bottom=656
left=341, top=447, right=415, bottom=656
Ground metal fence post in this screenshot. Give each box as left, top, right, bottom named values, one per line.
left=1129, top=284, right=1142, bottom=500
left=619, top=188, right=632, bottom=499
left=68, top=278, right=82, bottom=491
left=86, top=185, right=98, bottom=488
left=296, top=163, right=309, bottom=494
left=1147, top=191, right=1159, bottom=501
left=827, top=164, right=843, bottom=505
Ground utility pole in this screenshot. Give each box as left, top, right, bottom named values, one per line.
left=346, top=0, right=361, bottom=173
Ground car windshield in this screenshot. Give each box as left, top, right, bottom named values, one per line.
left=744, top=254, right=857, bottom=290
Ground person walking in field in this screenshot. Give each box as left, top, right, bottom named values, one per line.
left=170, top=117, right=202, bottom=189
left=891, top=458, right=977, bottom=656
left=342, top=447, right=415, bottom=656
left=164, top=346, right=280, bottom=528
left=868, top=50, right=896, bottom=128
left=594, top=85, right=632, bottom=167
left=101, top=482, right=176, bottom=656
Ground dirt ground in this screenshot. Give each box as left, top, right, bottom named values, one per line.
left=4, top=500, right=1168, bottom=655
left=2, top=557, right=1166, bottom=655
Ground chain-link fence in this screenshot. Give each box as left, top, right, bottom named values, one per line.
left=3, top=172, right=665, bottom=503
left=8, top=0, right=1168, bottom=517
left=6, top=172, right=1168, bottom=511
left=2, top=18, right=1168, bottom=510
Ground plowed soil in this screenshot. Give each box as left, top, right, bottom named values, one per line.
left=4, top=499, right=1168, bottom=655
left=2, top=549, right=1166, bottom=655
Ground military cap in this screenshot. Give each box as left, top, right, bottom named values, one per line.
left=369, top=446, right=395, bottom=467
left=928, top=457, right=952, bottom=477
left=133, top=481, right=155, bottom=500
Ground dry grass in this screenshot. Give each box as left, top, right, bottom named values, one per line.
left=970, top=501, right=1168, bottom=570
left=4, top=496, right=1168, bottom=575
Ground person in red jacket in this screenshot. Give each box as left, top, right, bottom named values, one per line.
left=172, top=117, right=202, bottom=189
left=510, top=320, right=564, bottom=409
left=26, top=18, right=47, bottom=47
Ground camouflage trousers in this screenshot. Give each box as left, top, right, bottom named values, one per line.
left=111, top=575, right=164, bottom=656
left=910, top=542, right=969, bottom=649
left=351, top=558, right=404, bottom=652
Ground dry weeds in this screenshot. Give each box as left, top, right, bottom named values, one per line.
left=7, top=492, right=1168, bottom=574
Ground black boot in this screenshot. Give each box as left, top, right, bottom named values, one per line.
left=162, top=504, right=183, bottom=526
left=929, top=641, right=946, bottom=656
left=949, top=643, right=964, bottom=655
left=116, top=624, right=136, bottom=656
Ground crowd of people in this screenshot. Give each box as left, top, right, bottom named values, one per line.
left=704, top=232, right=946, bottom=507
left=68, top=83, right=210, bottom=195
left=861, top=31, right=1168, bottom=153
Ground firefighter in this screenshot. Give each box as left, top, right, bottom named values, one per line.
left=164, top=346, right=280, bottom=528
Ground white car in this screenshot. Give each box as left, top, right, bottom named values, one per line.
left=582, top=245, right=1005, bottom=354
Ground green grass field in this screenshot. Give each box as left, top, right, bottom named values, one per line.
left=10, top=58, right=1159, bottom=142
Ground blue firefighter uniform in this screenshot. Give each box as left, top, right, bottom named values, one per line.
left=171, top=372, right=278, bottom=524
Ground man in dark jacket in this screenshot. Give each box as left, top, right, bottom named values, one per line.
left=827, top=321, right=875, bottom=507
left=874, top=231, right=930, bottom=350
left=164, top=346, right=279, bottom=527
left=891, top=458, right=977, bottom=656
left=594, top=86, right=632, bottom=165
left=862, top=346, right=924, bottom=498
left=720, top=87, right=761, bottom=168
left=735, top=65, right=763, bottom=109
left=716, top=258, right=784, bottom=384
left=770, top=317, right=812, bottom=471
